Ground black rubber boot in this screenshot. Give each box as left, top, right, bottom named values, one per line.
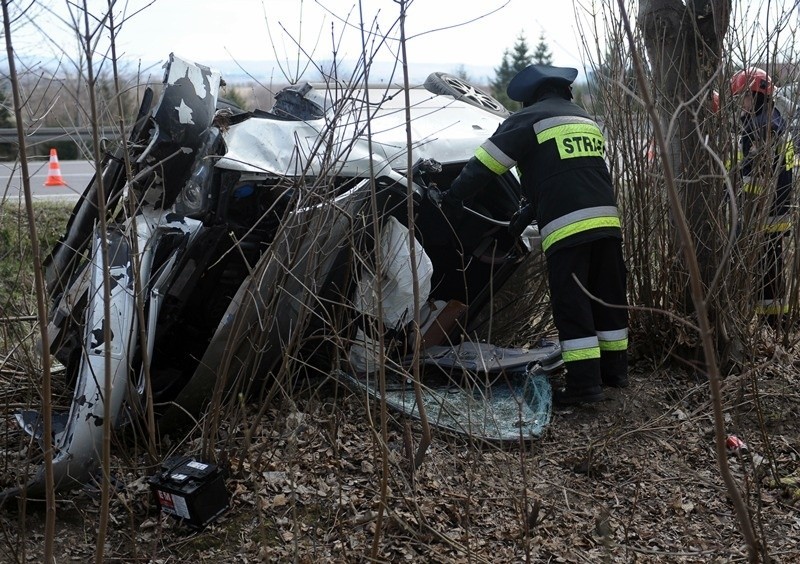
left=602, top=375, right=629, bottom=388
left=601, top=351, right=628, bottom=388
left=553, top=386, right=605, bottom=407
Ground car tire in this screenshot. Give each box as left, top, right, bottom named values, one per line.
left=423, top=72, right=510, bottom=117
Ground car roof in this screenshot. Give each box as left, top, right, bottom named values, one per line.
left=216, top=82, right=506, bottom=177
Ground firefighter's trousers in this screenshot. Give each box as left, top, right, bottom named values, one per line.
left=546, top=237, right=628, bottom=391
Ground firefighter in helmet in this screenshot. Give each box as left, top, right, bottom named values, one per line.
left=730, top=67, right=795, bottom=324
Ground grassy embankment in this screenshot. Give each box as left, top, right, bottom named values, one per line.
left=0, top=199, right=73, bottom=350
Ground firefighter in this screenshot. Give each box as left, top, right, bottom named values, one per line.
left=440, top=64, right=628, bottom=406
left=730, top=67, right=794, bottom=325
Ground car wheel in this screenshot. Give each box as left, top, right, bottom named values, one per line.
left=423, top=72, right=509, bottom=117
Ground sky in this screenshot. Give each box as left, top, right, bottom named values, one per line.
left=112, top=0, right=593, bottom=81
left=6, top=1, right=798, bottom=87
left=8, top=0, right=599, bottom=85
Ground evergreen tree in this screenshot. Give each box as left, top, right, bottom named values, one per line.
left=585, top=47, right=637, bottom=115
left=491, top=50, right=515, bottom=110
left=222, top=86, right=249, bottom=111
left=532, top=32, right=553, bottom=65
left=453, top=64, right=470, bottom=81
left=491, top=32, right=533, bottom=111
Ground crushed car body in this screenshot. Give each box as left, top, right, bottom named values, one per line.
left=2, top=53, right=560, bottom=501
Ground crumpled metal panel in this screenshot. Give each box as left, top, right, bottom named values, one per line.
left=16, top=211, right=204, bottom=498
left=153, top=53, right=221, bottom=150
left=216, top=87, right=505, bottom=176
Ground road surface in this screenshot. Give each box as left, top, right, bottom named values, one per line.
left=0, top=159, right=95, bottom=203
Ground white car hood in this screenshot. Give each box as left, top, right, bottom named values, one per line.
left=216, top=86, right=504, bottom=177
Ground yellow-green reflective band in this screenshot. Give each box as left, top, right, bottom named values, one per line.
left=542, top=216, right=621, bottom=252
left=599, top=339, right=628, bottom=351
left=756, top=301, right=789, bottom=315
left=481, top=139, right=516, bottom=169
left=785, top=142, right=795, bottom=171
left=743, top=183, right=763, bottom=194
left=541, top=206, right=618, bottom=239
left=537, top=123, right=604, bottom=159
left=765, top=222, right=792, bottom=233
left=475, top=146, right=510, bottom=175
left=764, top=214, right=792, bottom=233
left=562, top=347, right=601, bottom=362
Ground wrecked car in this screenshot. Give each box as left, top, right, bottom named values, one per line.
left=4, top=54, right=561, bottom=500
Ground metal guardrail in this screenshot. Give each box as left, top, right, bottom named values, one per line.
left=0, top=126, right=120, bottom=147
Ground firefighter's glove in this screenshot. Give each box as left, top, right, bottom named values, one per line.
left=427, top=184, right=443, bottom=206
left=440, top=190, right=464, bottom=213
left=508, top=203, right=535, bottom=238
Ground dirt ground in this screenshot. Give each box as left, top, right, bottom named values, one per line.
left=1, top=345, right=800, bottom=563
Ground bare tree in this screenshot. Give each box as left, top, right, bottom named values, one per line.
left=638, top=0, right=733, bottom=357
left=631, top=1, right=783, bottom=560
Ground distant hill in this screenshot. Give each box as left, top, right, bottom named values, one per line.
left=197, top=58, right=498, bottom=88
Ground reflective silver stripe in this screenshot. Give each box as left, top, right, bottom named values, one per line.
left=534, top=115, right=597, bottom=134
left=597, top=329, right=628, bottom=341
left=560, top=336, right=599, bottom=351
left=766, top=214, right=791, bottom=225
left=540, top=206, right=619, bottom=240
left=480, top=139, right=517, bottom=169
left=767, top=214, right=791, bottom=222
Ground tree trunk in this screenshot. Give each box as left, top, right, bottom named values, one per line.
left=638, top=0, right=735, bottom=364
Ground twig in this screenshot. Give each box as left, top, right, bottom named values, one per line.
left=617, top=2, right=759, bottom=559
left=1, top=3, right=56, bottom=561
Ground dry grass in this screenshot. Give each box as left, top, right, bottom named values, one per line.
left=2, top=349, right=799, bottom=562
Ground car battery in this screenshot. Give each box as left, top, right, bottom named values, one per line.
left=148, top=455, right=230, bottom=529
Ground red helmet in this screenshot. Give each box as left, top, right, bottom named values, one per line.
left=730, top=67, right=774, bottom=95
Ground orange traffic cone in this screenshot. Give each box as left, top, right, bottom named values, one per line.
left=44, top=148, right=66, bottom=187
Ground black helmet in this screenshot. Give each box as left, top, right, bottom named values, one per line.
left=507, top=64, right=578, bottom=103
